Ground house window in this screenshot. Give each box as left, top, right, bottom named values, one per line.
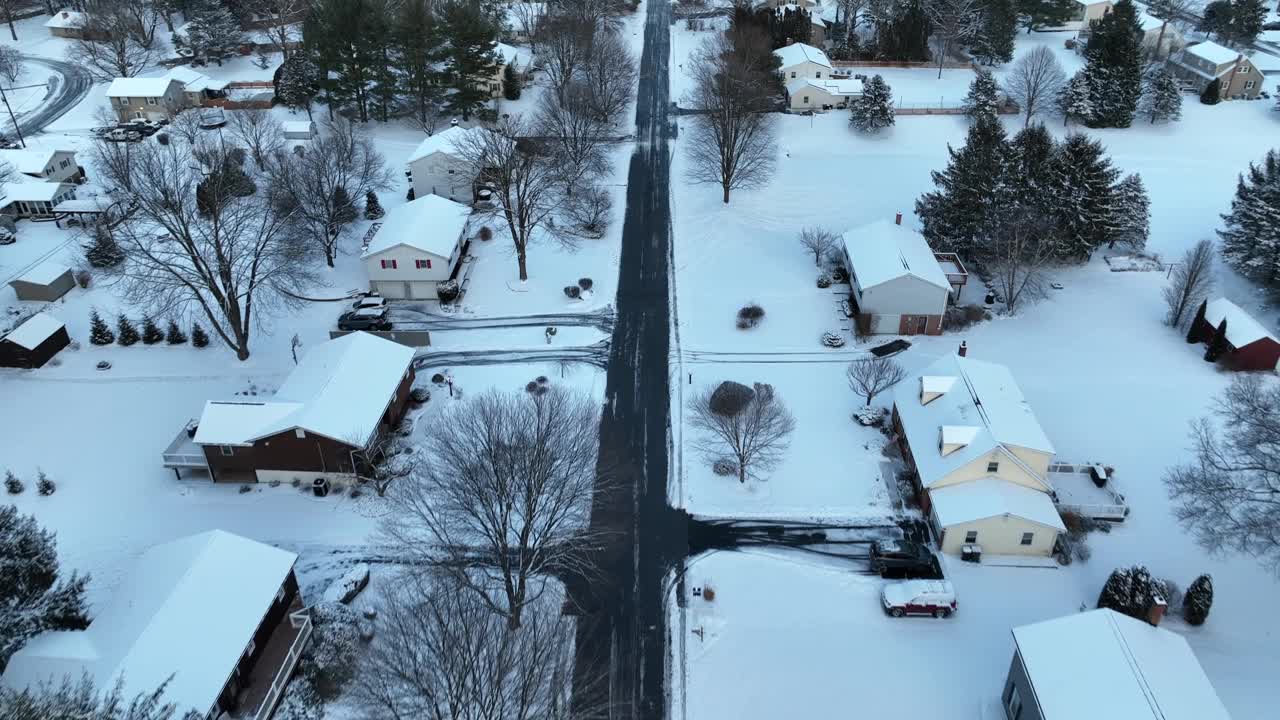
left=1245, top=80, right=1256, bottom=90
left=415, top=259, right=432, bottom=269
left=987, top=461, right=999, bottom=473
left=790, top=71, right=796, bottom=78
left=146, top=97, right=157, bottom=105
left=60, top=159, right=69, bottom=169
left=294, top=428, right=305, bottom=439
left=1007, top=684, right=1024, bottom=720
left=219, top=445, right=235, bottom=456
left=964, top=530, right=978, bottom=544
left=815, top=71, right=822, bottom=78
left=1240, top=66, right=1250, bottom=73
left=1021, top=532, right=1035, bottom=546
left=380, top=259, right=398, bottom=269
left=802, top=95, right=809, bottom=104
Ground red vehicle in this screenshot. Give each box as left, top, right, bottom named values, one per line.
left=880, top=580, right=957, bottom=619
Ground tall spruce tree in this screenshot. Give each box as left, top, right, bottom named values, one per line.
left=117, top=315, right=140, bottom=347
left=183, top=0, right=245, bottom=66
left=916, top=114, right=1013, bottom=258
left=1011, top=123, right=1058, bottom=214
left=963, top=69, right=1002, bottom=121
left=1183, top=574, right=1213, bottom=625
left=1205, top=319, right=1229, bottom=361
left=1218, top=150, right=1280, bottom=288
left=1111, top=173, right=1150, bottom=250
left=1229, top=0, right=1267, bottom=46
left=1049, top=133, right=1120, bottom=258
left=83, top=225, right=125, bottom=268
left=440, top=0, right=500, bottom=119
left=306, top=0, right=381, bottom=121
left=1059, top=71, right=1093, bottom=126
left=0, top=505, right=90, bottom=669
left=1187, top=299, right=1207, bottom=342
left=972, top=0, right=1018, bottom=65
left=849, top=75, right=896, bottom=132
left=1082, top=0, right=1144, bottom=128
left=1201, top=77, right=1223, bottom=104
left=1016, top=0, right=1076, bottom=33
left=274, top=53, right=321, bottom=119
left=1198, top=0, right=1235, bottom=42
left=1140, top=66, right=1183, bottom=124
left=392, top=0, right=448, bottom=129
left=89, top=310, right=115, bottom=345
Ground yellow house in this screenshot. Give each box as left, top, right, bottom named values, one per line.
left=891, top=350, right=1065, bottom=556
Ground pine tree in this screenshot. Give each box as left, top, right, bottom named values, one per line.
left=1201, top=77, right=1222, bottom=105
left=1011, top=123, right=1059, bottom=221
left=1111, top=173, right=1150, bottom=250
left=1097, top=567, right=1134, bottom=613
left=274, top=53, right=320, bottom=118
left=963, top=69, right=1002, bottom=121
left=117, top=315, right=140, bottom=347
left=141, top=315, right=164, bottom=345
left=332, top=187, right=358, bottom=225
left=192, top=323, right=210, bottom=348
left=1140, top=67, right=1183, bottom=124
left=165, top=319, right=188, bottom=345
left=917, top=114, right=1013, bottom=258
left=1098, top=565, right=1159, bottom=620
left=89, top=310, right=115, bottom=345
left=1187, top=299, right=1207, bottom=342
left=849, top=75, right=896, bottom=133
left=440, top=0, right=500, bottom=119
left=1230, top=0, right=1267, bottom=46
left=502, top=62, right=521, bottom=101
left=1049, top=133, right=1120, bottom=259
left=1218, top=150, right=1280, bottom=288
left=83, top=225, right=125, bottom=268
left=364, top=191, right=385, bottom=220
left=1205, top=319, right=1229, bottom=361
left=972, top=0, right=1018, bottom=65
left=1017, top=0, right=1077, bottom=33
left=1058, top=71, right=1093, bottom=126
left=36, top=469, right=54, bottom=496
left=0, top=505, right=90, bottom=669
left=1198, top=0, right=1234, bottom=41
left=183, top=0, right=245, bottom=66
left=1183, top=574, right=1213, bottom=625
left=4, top=470, right=23, bottom=495
left=1082, top=0, right=1144, bottom=128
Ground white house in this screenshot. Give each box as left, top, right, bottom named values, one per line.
left=0, top=179, right=78, bottom=219
left=164, top=66, right=231, bottom=107
left=841, top=217, right=953, bottom=336
left=0, top=148, right=83, bottom=184
left=891, top=350, right=1065, bottom=556
left=785, top=77, right=861, bottom=110
left=1067, top=0, right=1113, bottom=30
left=773, top=42, right=832, bottom=82
left=406, top=125, right=486, bottom=202
left=283, top=120, right=316, bottom=140
left=362, top=194, right=472, bottom=300
left=488, top=42, right=533, bottom=98
left=1137, top=9, right=1185, bottom=56
left=105, top=76, right=187, bottom=122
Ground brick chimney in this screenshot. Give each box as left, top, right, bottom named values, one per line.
left=958, top=341, right=967, bottom=357
left=894, top=212, right=902, bottom=226
left=1147, top=595, right=1168, bottom=627
left=62, top=11, right=69, bottom=18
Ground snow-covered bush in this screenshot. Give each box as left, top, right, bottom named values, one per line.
left=74, top=270, right=91, bottom=289
left=712, top=458, right=738, bottom=476
left=854, top=406, right=883, bottom=426
left=36, top=470, right=55, bottom=496
left=5, top=470, right=24, bottom=495
left=478, top=226, right=493, bottom=241
left=436, top=279, right=459, bottom=304
left=578, top=278, right=593, bottom=291
left=821, top=332, right=845, bottom=347
left=303, top=602, right=362, bottom=700
left=564, top=285, right=581, bottom=299
left=736, top=304, right=765, bottom=329
left=1097, top=564, right=1160, bottom=620
left=816, top=274, right=832, bottom=289
left=410, top=387, right=430, bottom=404
left=1183, top=574, right=1213, bottom=625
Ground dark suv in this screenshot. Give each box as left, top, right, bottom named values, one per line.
left=869, top=539, right=939, bottom=577
left=338, top=307, right=392, bottom=331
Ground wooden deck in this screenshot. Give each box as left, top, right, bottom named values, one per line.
left=234, top=598, right=310, bottom=719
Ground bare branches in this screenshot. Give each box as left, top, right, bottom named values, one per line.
left=798, top=226, right=838, bottom=267
left=1005, top=46, right=1066, bottom=128
left=924, top=0, right=979, bottom=79
left=227, top=108, right=285, bottom=169
left=0, top=45, right=22, bottom=84
left=846, top=356, right=907, bottom=406
left=579, top=28, right=636, bottom=126
left=689, top=381, right=797, bottom=483
left=382, top=388, right=605, bottom=630
left=66, top=1, right=160, bottom=81
left=986, top=205, right=1055, bottom=313
left=1163, top=239, right=1215, bottom=329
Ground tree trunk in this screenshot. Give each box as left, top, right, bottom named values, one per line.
left=6, top=15, right=16, bottom=42
left=1156, top=22, right=1168, bottom=59
left=722, top=184, right=730, bottom=204
left=866, top=396, right=873, bottom=406
left=738, top=463, right=746, bottom=483
left=517, top=246, right=528, bottom=281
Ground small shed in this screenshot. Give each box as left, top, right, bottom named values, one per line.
left=0, top=313, right=71, bottom=369
left=283, top=121, right=316, bottom=141
left=10, top=262, right=76, bottom=302
left=1190, top=297, right=1280, bottom=371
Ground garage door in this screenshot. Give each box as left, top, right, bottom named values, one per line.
left=376, top=280, right=407, bottom=299
left=408, top=281, right=435, bottom=299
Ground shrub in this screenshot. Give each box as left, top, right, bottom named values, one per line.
left=1200, top=78, right=1221, bottom=105
left=564, top=285, right=581, bottom=299
left=478, top=226, right=493, bottom=241
left=1183, top=574, right=1213, bottom=625
left=406, top=187, right=416, bottom=201
left=709, top=381, right=755, bottom=416
left=817, top=275, right=832, bottom=289
left=526, top=380, right=539, bottom=393
left=578, top=277, right=593, bottom=290
left=116, top=315, right=140, bottom=346
left=431, top=372, right=445, bottom=384
left=4, top=470, right=23, bottom=495
left=191, top=323, right=209, bottom=347
left=735, top=317, right=751, bottom=330
left=712, top=458, right=738, bottom=476
left=736, top=304, right=765, bottom=328
left=536, top=376, right=548, bottom=384
left=36, top=469, right=55, bottom=496
left=165, top=319, right=187, bottom=345
left=156, top=133, right=170, bottom=145
left=944, top=304, right=991, bottom=331
left=410, top=387, right=430, bottom=403
left=291, top=478, right=302, bottom=488
left=141, top=315, right=164, bottom=345
left=74, top=270, right=91, bottom=288
left=1098, top=565, right=1160, bottom=621
left=821, top=332, right=845, bottom=347
left=269, top=479, right=281, bottom=487
left=239, top=484, right=253, bottom=494
left=364, top=191, right=385, bottom=220
left=437, top=279, right=460, bottom=303
left=303, top=603, right=361, bottom=700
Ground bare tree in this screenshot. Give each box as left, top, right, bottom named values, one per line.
left=924, top=0, right=979, bottom=79
left=1165, top=375, right=1280, bottom=576
left=382, top=388, right=606, bottom=630
left=67, top=3, right=158, bottom=81
left=0, top=45, right=22, bottom=84
left=1005, top=46, right=1067, bottom=128
left=0, top=160, right=12, bottom=190
left=166, top=109, right=205, bottom=146
left=535, top=86, right=611, bottom=188
left=227, top=108, right=285, bottom=168
left=534, top=11, right=594, bottom=107
left=355, top=572, right=606, bottom=720
left=1145, top=0, right=1195, bottom=59
left=0, top=0, right=23, bottom=41
left=91, top=140, right=317, bottom=361
left=837, top=0, right=869, bottom=44
left=798, top=226, right=838, bottom=267
left=507, top=0, right=545, bottom=45
left=987, top=206, right=1055, bottom=314
left=846, top=356, right=908, bottom=406
left=1163, top=239, right=1215, bottom=329
left=267, top=117, right=393, bottom=267
left=579, top=29, right=637, bottom=125
left=452, top=115, right=569, bottom=281
left=684, top=34, right=777, bottom=204
left=689, top=381, right=797, bottom=484
left=240, top=0, right=306, bottom=57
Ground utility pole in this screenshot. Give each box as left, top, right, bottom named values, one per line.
left=0, top=80, right=52, bottom=149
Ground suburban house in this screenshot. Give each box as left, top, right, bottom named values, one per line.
left=1067, top=0, right=1113, bottom=30
left=1003, top=609, right=1230, bottom=720
left=0, top=313, right=70, bottom=369
left=0, top=147, right=84, bottom=184
left=488, top=42, right=533, bottom=98
left=0, top=179, right=78, bottom=219
left=165, top=66, right=232, bottom=107
left=766, top=0, right=820, bottom=8
left=9, top=261, right=75, bottom=302
left=0, top=531, right=310, bottom=720
left=1190, top=297, right=1280, bottom=371
left=44, top=9, right=103, bottom=39
left=163, top=332, right=416, bottom=483
left=362, top=194, right=472, bottom=300
left=283, top=120, right=316, bottom=140
left=1136, top=10, right=1185, bottom=56
left=891, top=350, right=1065, bottom=556
left=406, top=125, right=485, bottom=202
left=785, top=77, right=861, bottom=110
left=774, top=42, right=832, bottom=82
left=1167, top=41, right=1263, bottom=100
left=841, top=216, right=957, bottom=336
left=501, top=1, right=545, bottom=43
left=106, top=76, right=187, bottom=122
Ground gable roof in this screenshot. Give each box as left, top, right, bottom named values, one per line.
left=1204, top=297, right=1277, bottom=348
left=0, top=531, right=297, bottom=717
left=407, top=125, right=487, bottom=165
left=362, top=194, right=471, bottom=259
left=929, top=477, right=1065, bottom=530
left=892, top=353, right=1054, bottom=487
left=494, top=42, right=531, bottom=69
left=786, top=77, right=863, bottom=98
left=194, top=332, right=415, bottom=448
left=0, top=148, right=68, bottom=175
left=1012, top=609, right=1230, bottom=720
left=45, top=9, right=86, bottom=28
left=164, top=66, right=229, bottom=93
left=773, top=42, right=831, bottom=70
left=16, top=261, right=72, bottom=287
left=106, top=76, right=181, bottom=98
left=1185, top=40, right=1241, bottom=67
left=1, top=313, right=65, bottom=351
left=0, top=179, right=72, bottom=203
left=842, top=219, right=950, bottom=292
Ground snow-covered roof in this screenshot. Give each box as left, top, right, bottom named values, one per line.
left=841, top=219, right=950, bottom=292
left=1012, top=609, right=1230, bottom=720
left=0, top=531, right=296, bottom=718
left=282, top=120, right=314, bottom=134
left=786, top=77, right=863, bottom=98
left=1137, top=10, right=1165, bottom=32
left=44, top=9, right=86, bottom=28
left=1071, top=0, right=1111, bottom=6
left=495, top=42, right=531, bottom=69
left=0, top=148, right=67, bottom=175
left=53, top=197, right=110, bottom=214
left=406, top=125, right=486, bottom=165
left=362, top=194, right=471, bottom=259
left=1186, top=40, right=1242, bottom=66
left=892, top=353, right=1055, bottom=488
left=773, top=42, right=831, bottom=70
left=940, top=424, right=980, bottom=450
left=1204, top=297, right=1277, bottom=348
left=929, top=477, right=1065, bottom=530
left=17, top=260, right=71, bottom=286
left=921, top=375, right=957, bottom=395
left=0, top=180, right=69, bottom=203
left=106, top=76, right=180, bottom=98
left=2, top=313, right=65, bottom=351
left=194, top=332, right=415, bottom=448
left=165, top=66, right=229, bottom=93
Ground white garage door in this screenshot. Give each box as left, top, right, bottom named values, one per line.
left=376, top=280, right=407, bottom=299
left=408, top=281, right=436, bottom=299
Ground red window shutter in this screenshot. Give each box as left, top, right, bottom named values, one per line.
left=426, top=259, right=433, bottom=269
left=380, top=259, right=389, bottom=269
left=391, top=259, right=398, bottom=269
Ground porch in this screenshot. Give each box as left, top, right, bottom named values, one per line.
left=162, top=420, right=209, bottom=478
left=1046, top=462, right=1129, bottom=522
left=233, top=600, right=313, bottom=720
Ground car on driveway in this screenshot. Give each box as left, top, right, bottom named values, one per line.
left=337, top=307, right=392, bottom=331
left=869, top=539, right=939, bottom=577
left=351, top=294, right=387, bottom=311
left=881, top=579, right=956, bottom=619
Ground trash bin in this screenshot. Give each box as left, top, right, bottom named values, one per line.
left=961, top=544, right=982, bottom=563
left=1090, top=465, right=1108, bottom=488
left=312, top=477, right=330, bottom=497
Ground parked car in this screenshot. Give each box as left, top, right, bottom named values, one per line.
left=869, top=539, right=938, bottom=576
left=351, top=294, right=387, bottom=311
left=0, top=228, right=15, bottom=245
left=103, top=128, right=142, bottom=143
left=338, top=307, right=392, bottom=331
left=881, top=580, right=956, bottom=619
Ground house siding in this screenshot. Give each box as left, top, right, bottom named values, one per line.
left=1002, top=650, right=1045, bottom=720
left=0, top=327, right=71, bottom=369
left=936, top=514, right=1059, bottom=556
left=215, top=570, right=301, bottom=715
left=10, top=269, right=75, bottom=302
left=929, top=450, right=1052, bottom=493
left=778, top=59, right=829, bottom=81
left=1189, top=313, right=1280, bottom=371
left=365, top=242, right=463, bottom=300
left=409, top=151, right=473, bottom=202
left=110, top=82, right=186, bottom=122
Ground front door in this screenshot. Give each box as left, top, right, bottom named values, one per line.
left=404, top=281, right=413, bottom=299
left=913, top=316, right=928, bottom=334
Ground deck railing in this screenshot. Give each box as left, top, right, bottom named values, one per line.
left=251, top=609, right=313, bottom=720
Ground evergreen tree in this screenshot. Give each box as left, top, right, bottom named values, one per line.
left=4, top=470, right=22, bottom=495
left=1017, top=0, right=1077, bottom=33
left=1082, top=0, right=1144, bottom=128
left=1058, top=71, right=1093, bottom=126
left=1097, top=567, right=1134, bottom=613
left=502, top=62, right=521, bottom=101
left=1218, top=150, right=1280, bottom=288
left=141, top=315, right=164, bottom=345
left=1140, top=66, right=1183, bottom=124
left=1201, top=77, right=1222, bottom=104
left=306, top=0, right=383, bottom=122
left=1205, top=319, right=1229, bottom=361
left=364, top=191, right=385, bottom=220
left=874, top=1, right=932, bottom=61
left=972, top=0, right=1018, bottom=65
left=849, top=75, right=896, bottom=133
left=440, top=0, right=500, bottom=119
left=332, top=187, right=358, bottom=225
left=1198, top=0, right=1235, bottom=41
left=183, top=0, right=245, bottom=66
left=0, top=505, right=90, bottom=669
left=1187, top=299, right=1207, bottom=342
left=89, top=310, right=115, bottom=345
left=36, top=469, right=54, bottom=496
left=83, top=225, right=125, bottom=268
left=1229, top=0, right=1266, bottom=46
left=192, top=323, right=210, bottom=348
left=962, top=69, right=1002, bottom=121
left=274, top=53, right=321, bottom=118
left=1111, top=173, right=1150, bottom=250
left=1011, top=123, right=1058, bottom=215
left=1049, top=133, right=1120, bottom=258
left=117, top=315, right=140, bottom=347
left=165, top=319, right=188, bottom=345
left=916, top=114, right=1013, bottom=258
left=1183, top=574, right=1213, bottom=625
left=1098, top=565, right=1159, bottom=620
left=391, top=0, right=448, bottom=129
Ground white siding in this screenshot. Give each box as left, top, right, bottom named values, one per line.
left=857, top=275, right=949, bottom=317
left=779, top=60, right=828, bottom=81
left=409, top=151, right=474, bottom=202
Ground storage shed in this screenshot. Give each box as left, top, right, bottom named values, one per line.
left=9, top=262, right=75, bottom=302
left=842, top=215, right=952, bottom=335
left=0, top=313, right=71, bottom=368
left=283, top=120, right=316, bottom=141
left=1190, top=297, right=1280, bottom=371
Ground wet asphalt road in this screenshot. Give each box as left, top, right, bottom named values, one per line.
left=6, top=56, right=93, bottom=138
